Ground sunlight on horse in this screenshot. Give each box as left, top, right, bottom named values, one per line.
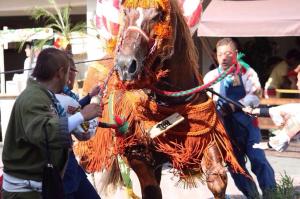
left=75, top=1, right=247, bottom=199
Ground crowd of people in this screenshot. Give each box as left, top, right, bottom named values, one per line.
left=0, top=37, right=299, bottom=199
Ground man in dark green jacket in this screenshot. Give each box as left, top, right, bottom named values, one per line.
left=2, top=48, right=102, bottom=199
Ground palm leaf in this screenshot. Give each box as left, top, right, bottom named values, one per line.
left=62, top=7, right=71, bottom=36
left=50, top=0, right=66, bottom=31
left=18, top=34, right=53, bottom=53
left=31, top=7, right=61, bottom=28
left=21, top=0, right=87, bottom=52
left=46, top=23, right=65, bottom=32
left=70, top=22, right=86, bottom=33
left=33, top=35, right=53, bottom=50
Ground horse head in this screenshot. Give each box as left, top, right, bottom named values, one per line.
left=115, top=0, right=177, bottom=88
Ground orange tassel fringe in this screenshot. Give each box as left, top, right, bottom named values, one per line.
left=74, top=79, right=247, bottom=182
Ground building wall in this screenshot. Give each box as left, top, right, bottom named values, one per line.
left=0, top=15, right=86, bottom=82
left=0, top=1, right=88, bottom=141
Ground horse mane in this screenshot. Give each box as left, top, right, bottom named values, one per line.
left=169, top=0, right=201, bottom=82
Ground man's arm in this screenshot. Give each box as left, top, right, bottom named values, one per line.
left=79, top=94, right=91, bottom=107
left=79, top=85, right=101, bottom=107
left=21, top=97, right=71, bottom=149
left=239, top=68, right=261, bottom=107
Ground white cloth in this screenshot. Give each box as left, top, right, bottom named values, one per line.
left=23, top=57, right=36, bottom=78
left=203, top=67, right=261, bottom=107
left=268, top=103, right=300, bottom=152
left=55, top=94, right=98, bottom=140
left=3, top=172, right=42, bottom=192
left=269, top=131, right=290, bottom=152
left=268, top=103, right=300, bottom=126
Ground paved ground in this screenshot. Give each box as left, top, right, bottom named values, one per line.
left=131, top=155, right=300, bottom=199
left=97, top=141, right=300, bottom=199
left=1, top=141, right=300, bottom=199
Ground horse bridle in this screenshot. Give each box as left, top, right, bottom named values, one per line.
left=125, top=26, right=151, bottom=43
left=117, top=5, right=177, bottom=70
left=118, top=24, right=158, bottom=62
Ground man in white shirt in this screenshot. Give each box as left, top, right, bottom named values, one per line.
left=204, top=38, right=276, bottom=199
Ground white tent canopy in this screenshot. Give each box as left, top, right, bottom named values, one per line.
left=197, top=0, right=300, bottom=37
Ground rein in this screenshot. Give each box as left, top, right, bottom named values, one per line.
left=96, top=67, right=129, bottom=133
left=150, top=52, right=250, bottom=97
left=151, top=65, right=235, bottom=97
left=97, top=66, right=115, bottom=103
left=126, top=26, right=150, bottom=42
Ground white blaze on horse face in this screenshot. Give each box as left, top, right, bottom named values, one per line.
left=136, top=7, right=145, bottom=28
left=123, top=7, right=160, bottom=44
left=134, top=8, right=160, bottom=30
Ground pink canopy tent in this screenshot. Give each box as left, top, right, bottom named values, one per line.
left=197, top=0, right=300, bottom=37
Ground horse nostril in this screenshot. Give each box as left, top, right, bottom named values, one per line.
left=128, top=59, right=137, bottom=74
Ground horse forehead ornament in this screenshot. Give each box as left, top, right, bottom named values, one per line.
left=115, top=0, right=175, bottom=86
left=121, top=0, right=172, bottom=41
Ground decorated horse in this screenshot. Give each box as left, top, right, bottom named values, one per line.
left=75, top=0, right=247, bottom=198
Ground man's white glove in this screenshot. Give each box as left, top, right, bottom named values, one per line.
left=73, top=118, right=98, bottom=141
left=268, top=131, right=290, bottom=152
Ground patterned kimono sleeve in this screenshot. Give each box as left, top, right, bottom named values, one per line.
left=56, top=94, right=97, bottom=141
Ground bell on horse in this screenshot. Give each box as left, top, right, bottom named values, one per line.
left=75, top=1, right=248, bottom=199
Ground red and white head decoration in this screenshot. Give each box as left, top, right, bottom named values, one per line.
left=178, top=0, right=202, bottom=32
left=95, top=0, right=121, bottom=53
left=95, top=0, right=202, bottom=53
left=96, top=0, right=120, bottom=38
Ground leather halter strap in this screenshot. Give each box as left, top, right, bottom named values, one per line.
left=125, top=26, right=150, bottom=42
left=121, top=25, right=158, bottom=59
